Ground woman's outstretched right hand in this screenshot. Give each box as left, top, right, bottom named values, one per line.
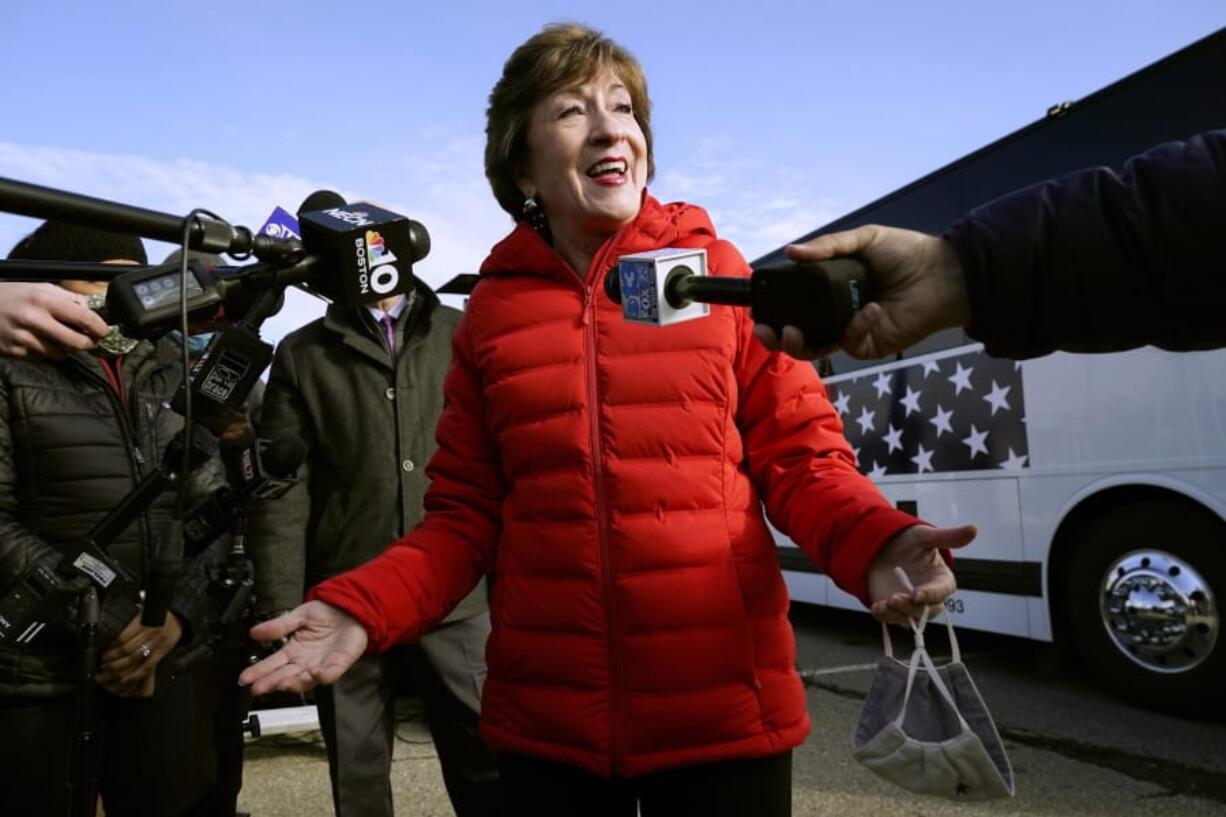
left=239, top=600, right=369, bottom=695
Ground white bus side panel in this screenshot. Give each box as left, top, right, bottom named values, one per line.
left=1024, top=349, right=1226, bottom=471
left=780, top=566, right=1033, bottom=638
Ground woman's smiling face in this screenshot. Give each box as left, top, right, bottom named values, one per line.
left=521, top=67, right=649, bottom=249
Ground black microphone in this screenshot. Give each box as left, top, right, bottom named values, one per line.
left=170, top=322, right=274, bottom=435
left=295, top=190, right=430, bottom=304
left=605, top=252, right=870, bottom=349
left=142, top=436, right=303, bottom=626
left=141, top=515, right=184, bottom=627
left=297, top=189, right=346, bottom=217
left=181, top=435, right=307, bottom=556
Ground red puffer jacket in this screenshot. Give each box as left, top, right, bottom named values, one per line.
left=312, top=195, right=917, bottom=777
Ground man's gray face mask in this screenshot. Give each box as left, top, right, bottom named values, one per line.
left=852, top=572, right=1014, bottom=801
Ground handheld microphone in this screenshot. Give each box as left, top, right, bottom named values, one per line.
left=296, top=190, right=430, bottom=304
left=141, top=515, right=184, bottom=627
left=604, top=251, right=870, bottom=348
left=142, top=436, right=304, bottom=626
left=170, top=323, right=273, bottom=435
left=181, top=436, right=306, bottom=556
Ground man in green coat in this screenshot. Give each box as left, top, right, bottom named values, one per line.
left=247, top=279, right=499, bottom=817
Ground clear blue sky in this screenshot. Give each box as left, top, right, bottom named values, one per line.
left=3, top=0, right=1223, bottom=342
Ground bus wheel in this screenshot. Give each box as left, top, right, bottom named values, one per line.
left=1064, top=500, right=1223, bottom=718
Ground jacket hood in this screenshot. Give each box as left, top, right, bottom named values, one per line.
left=479, top=193, right=718, bottom=284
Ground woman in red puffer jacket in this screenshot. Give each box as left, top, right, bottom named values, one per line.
left=243, top=23, right=975, bottom=816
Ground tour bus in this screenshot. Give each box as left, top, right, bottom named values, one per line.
left=755, top=28, right=1226, bottom=715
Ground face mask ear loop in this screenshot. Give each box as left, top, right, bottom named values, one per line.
left=918, top=646, right=973, bottom=734
left=912, top=605, right=930, bottom=651
left=941, top=603, right=962, bottom=664
left=892, top=642, right=927, bottom=729
left=891, top=589, right=932, bottom=729
left=890, top=565, right=930, bottom=650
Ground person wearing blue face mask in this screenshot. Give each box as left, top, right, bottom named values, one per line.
left=1, top=223, right=228, bottom=817
left=169, top=329, right=216, bottom=358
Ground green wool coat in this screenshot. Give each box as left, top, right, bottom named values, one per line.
left=247, top=284, right=487, bottom=623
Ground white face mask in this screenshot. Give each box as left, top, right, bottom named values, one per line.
left=852, top=570, right=1015, bottom=801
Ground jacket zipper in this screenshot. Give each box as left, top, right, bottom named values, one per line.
left=581, top=246, right=623, bottom=774
left=80, top=355, right=152, bottom=571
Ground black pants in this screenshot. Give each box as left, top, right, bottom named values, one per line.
left=183, top=655, right=252, bottom=817
left=0, top=666, right=215, bottom=817
left=497, top=750, right=793, bottom=817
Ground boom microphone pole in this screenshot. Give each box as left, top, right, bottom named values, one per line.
left=0, top=176, right=299, bottom=262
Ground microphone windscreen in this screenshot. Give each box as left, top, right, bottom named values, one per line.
left=297, top=190, right=347, bottom=219
left=407, top=219, right=431, bottom=263
left=264, top=435, right=308, bottom=478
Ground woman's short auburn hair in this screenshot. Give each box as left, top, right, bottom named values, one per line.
left=485, top=23, right=655, bottom=221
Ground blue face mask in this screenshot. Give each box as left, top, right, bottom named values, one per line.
left=169, top=330, right=215, bottom=358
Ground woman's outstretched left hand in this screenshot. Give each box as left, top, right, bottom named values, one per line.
left=238, top=600, right=369, bottom=695
left=866, top=524, right=977, bottom=625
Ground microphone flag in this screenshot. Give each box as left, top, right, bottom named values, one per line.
left=257, top=206, right=301, bottom=241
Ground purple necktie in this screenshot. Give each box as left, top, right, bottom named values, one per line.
left=380, top=314, right=396, bottom=356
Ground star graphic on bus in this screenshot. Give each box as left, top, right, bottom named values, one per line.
left=930, top=405, right=954, bottom=437
left=963, top=424, right=990, bottom=458
left=832, top=390, right=851, bottom=416
left=949, top=361, right=974, bottom=395
left=884, top=423, right=904, bottom=453
left=984, top=380, right=1012, bottom=416
left=900, top=386, right=923, bottom=416
left=873, top=370, right=893, bottom=398
left=856, top=406, right=876, bottom=434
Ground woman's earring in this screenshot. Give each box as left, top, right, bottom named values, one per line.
left=522, top=195, right=550, bottom=237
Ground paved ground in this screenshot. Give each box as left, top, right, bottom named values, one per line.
left=237, top=606, right=1226, bottom=816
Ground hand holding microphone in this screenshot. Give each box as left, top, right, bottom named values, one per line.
left=757, top=225, right=971, bottom=360
left=604, top=248, right=872, bottom=351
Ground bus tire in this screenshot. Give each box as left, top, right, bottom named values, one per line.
left=1064, top=499, right=1224, bottom=719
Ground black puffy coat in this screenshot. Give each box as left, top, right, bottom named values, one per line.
left=950, top=128, right=1226, bottom=359
left=0, top=339, right=222, bottom=697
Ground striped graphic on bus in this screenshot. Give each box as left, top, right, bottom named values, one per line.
left=827, top=348, right=1029, bottom=477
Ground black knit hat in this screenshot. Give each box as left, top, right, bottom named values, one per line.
left=6, top=220, right=148, bottom=264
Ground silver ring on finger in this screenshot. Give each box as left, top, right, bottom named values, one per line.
left=138, top=644, right=152, bottom=661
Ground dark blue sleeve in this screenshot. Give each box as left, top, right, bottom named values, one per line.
left=947, top=128, right=1226, bottom=359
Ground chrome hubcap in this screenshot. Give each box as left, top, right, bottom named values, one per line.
left=1100, top=550, right=1218, bottom=673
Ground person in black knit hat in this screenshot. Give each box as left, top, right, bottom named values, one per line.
left=0, top=220, right=229, bottom=816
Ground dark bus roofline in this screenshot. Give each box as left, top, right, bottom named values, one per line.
left=752, top=25, right=1226, bottom=267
